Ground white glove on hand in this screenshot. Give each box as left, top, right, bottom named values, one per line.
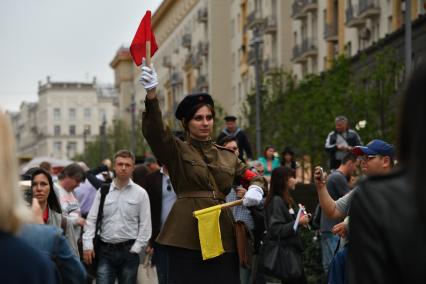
left=139, top=61, right=158, bottom=91
left=243, top=185, right=263, bottom=207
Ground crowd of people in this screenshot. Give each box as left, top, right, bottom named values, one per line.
left=2, top=60, right=426, bottom=284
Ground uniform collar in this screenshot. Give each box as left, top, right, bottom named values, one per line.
left=188, top=137, right=212, bottom=149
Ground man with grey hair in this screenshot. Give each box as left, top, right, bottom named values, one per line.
left=325, top=115, right=362, bottom=170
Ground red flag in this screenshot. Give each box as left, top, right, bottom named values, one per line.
left=130, top=10, right=158, bottom=66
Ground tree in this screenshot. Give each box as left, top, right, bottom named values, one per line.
left=242, top=48, right=403, bottom=169
left=74, top=118, right=150, bottom=167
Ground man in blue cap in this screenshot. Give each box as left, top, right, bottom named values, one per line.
left=314, top=139, right=395, bottom=283
left=315, top=139, right=395, bottom=225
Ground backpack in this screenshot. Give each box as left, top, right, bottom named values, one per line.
left=311, top=203, right=322, bottom=230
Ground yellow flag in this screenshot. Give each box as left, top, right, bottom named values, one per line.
left=194, top=204, right=225, bottom=260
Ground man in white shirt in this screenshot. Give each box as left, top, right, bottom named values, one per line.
left=83, top=150, right=152, bottom=284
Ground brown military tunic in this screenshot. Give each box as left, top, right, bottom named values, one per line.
left=142, top=98, right=266, bottom=252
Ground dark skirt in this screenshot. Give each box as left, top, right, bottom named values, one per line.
left=167, top=246, right=240, bottom=284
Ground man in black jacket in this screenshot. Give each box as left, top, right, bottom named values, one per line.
left=143, top=165, right=176, bottom=284
left=217, top=115, right=253, bottom=161
left=325, top=116, right=363, bottom=170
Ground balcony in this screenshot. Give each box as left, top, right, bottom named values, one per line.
left=292, top=38, right=318, bottom=63
left=198, top=42, right=209, bottom=56
left=181, top=34, right=191, bottom=49
left=324, top=23, right=338, bottom=42
left=263, top=58, right=278, bottom=74
left=292, top=45, right=305, bottom=63
left=359, top=0, right=380, bottom=19
left=292, top=0, right=318, bottom=20
left=197, top=7, right=208, bottom=23
left=263, top=15, right=277, bottom=34
left=346, top=4, right=366, bottom=28
left=247, top=10, right=264, bottom=29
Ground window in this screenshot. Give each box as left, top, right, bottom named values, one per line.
left=53, top=108, right=61, bottom=121
left=99, top=109, right=106, bottom=122
left=84, top=125, right=91, bottom=136
left=54, top=125, right=61, bottom=136
left=53, top=141, right=62, bottom=153
left=84, top=108, right=91, bottom=119
left=69, top=125, right=76, bottom=136
left=67, top=142, right=77, bottom=157
left=69, top=108, right=76, bottom=120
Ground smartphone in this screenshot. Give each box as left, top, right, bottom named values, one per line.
left=317, top=167, right=325, bottom=181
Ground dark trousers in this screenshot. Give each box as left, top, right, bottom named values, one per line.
left=152, top=242, right=169, bottom=284
left=96, top=242, right=139, bottom=284
left=167, top=246, right=240, bottom=284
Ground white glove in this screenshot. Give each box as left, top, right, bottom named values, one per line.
left=139, top=60, right=158, bottom=91
left=243, top=185, right=263, bottom=207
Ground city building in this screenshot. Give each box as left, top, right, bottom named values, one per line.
left=9, top=77, right=117, bottom=160
left=110, top=0, right=293, bottom=126
left=291, top=0, right=426, bottom=79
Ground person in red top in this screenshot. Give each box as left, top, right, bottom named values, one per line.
left=30, top=167, right=79, bottom=256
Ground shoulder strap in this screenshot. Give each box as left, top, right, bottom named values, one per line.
left=95, top=183, right=110, bottom=236
left=60, top=216, right=67, bottom=235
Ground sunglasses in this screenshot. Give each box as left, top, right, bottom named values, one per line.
left=366, top=155, right=381, bottom=161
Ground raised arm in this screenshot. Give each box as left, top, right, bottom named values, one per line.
left=314, top=166, right=345, bottom=220
left=140, top=63, right=179, bottom=169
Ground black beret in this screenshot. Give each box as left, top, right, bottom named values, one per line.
left=224, top=115, right=237, bottom=121
left=175, top=93, right=214, bottom=120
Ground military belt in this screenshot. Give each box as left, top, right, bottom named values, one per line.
left=177, top=190, right=226, bottom=202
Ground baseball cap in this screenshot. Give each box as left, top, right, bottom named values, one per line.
left=352, top=139, right=395, bottom=158
left=144, top=156, right=157, bottom=165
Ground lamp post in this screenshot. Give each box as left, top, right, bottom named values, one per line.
left=404, top=0, right=412, bottom=79
left=130, top=94, right=136, bottom=155
left=100, top=114, right=107, bottom=158
left=250, top=25, right=264, bottom=158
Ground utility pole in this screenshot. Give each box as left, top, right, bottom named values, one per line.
left=100, top=113, right=107, bottom=158
left=405, top=0, right=412, bottom=79
left=130, top=94, right=136, bottom=155
left=250, top=25, right=264, bottom=158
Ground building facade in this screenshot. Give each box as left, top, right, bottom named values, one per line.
left=10, top=77, right=117, bottom=160
left=291, top=0, right=426, bottom=79
left=110, top=0, right=293, bottom=126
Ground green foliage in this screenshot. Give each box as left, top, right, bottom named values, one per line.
left=300, top=230, right=325, bottom=284
left=242, top=48, right=403, bottom=169
left=74, top=119, right=150, bottom=167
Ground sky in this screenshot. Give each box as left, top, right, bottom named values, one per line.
left=0, top=0, right=162, bottom=112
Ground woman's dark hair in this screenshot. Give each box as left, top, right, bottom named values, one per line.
left=30, top=167, right=62, bottom=213
left=219, top=135, right=238, bottom=146
left=280, top=146, right=296, bottom=170
left=181, top=103, right=215, bottom=131
left=264, top=166, right=295, bottom=208
left=263, top=145, right=275, bottom=159
left=397, top=63, right=426, bottom=221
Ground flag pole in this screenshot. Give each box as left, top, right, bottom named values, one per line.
left=219, top=199, right=243, bottom=209
left=192, top=199, right=244, bottom=217
left=146, top=41, right=151, bottom=66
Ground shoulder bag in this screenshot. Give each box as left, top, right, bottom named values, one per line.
left=261, top=200, right=304, bottom=281
left=86, top=183, right=110, bottom=277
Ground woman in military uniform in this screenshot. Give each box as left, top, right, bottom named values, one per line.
left=140, top=63, right=267, bottom=283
